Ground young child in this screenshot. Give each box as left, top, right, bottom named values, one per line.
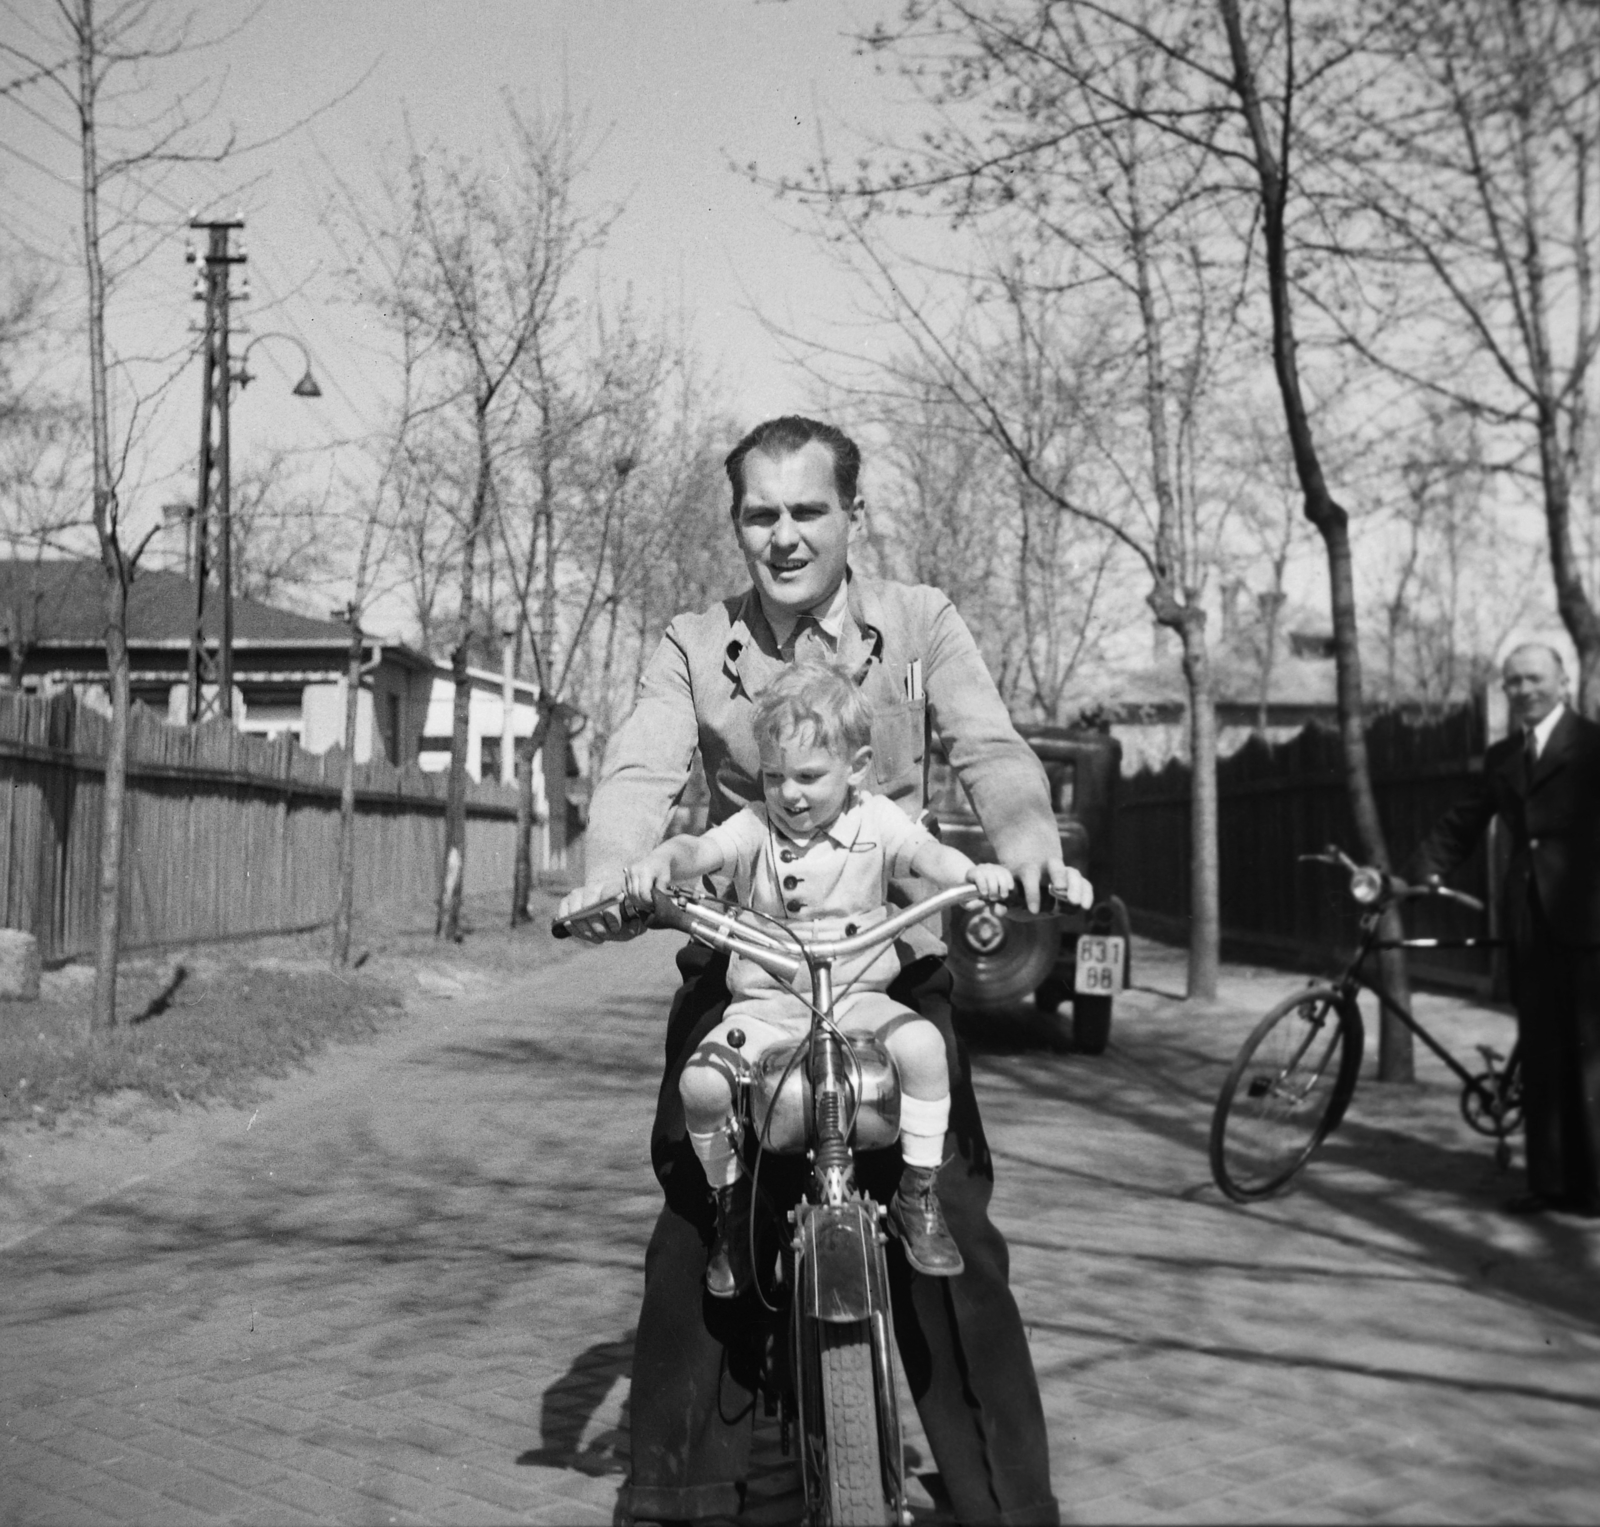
left=624, top=661, right=1014, bottom=1298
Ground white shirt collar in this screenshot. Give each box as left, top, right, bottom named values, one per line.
left=1529, top=703, right=1565, bottom=757
left=763, top=576, right=850, bottom=652
left=761, top=792, right=866, bottom=851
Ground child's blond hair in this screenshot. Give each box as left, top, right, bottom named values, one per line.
left=752, top=660, right=873, bottom=758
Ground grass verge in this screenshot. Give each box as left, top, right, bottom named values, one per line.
left=0, top=885, right=573, bottom=1129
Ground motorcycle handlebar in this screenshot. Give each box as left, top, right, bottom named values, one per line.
left=552, top=879, right=1079, bottom=976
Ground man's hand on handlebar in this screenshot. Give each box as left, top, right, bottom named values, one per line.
left=1011, top=858, right=1093, bottom=915
left=553, top=880, right=649, bottom=943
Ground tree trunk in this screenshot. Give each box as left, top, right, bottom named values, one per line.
left=544, top=704, right=570, bottom=878
left=438, top=405, right=492, bottom=941
left=92, top=587, right=129, bottom=1031
left=511, top=711, right=549, bottom=926
left=332, top=618, right=362, bottom=967
left=1179, top=622, right=1220, bottom=1000
left=1218, top=0, right=1411, bottom=1077
left=439, top=639, right=471, bottom=940
left=77, top=0, right=125, bottom=1034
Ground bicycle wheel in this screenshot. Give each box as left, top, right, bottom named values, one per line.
left=817, top=1320, right=890, bottom=1526
left=1210, top=986, right=1363, bottom=1202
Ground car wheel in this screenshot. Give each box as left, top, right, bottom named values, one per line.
left=947, top=906, right=1061, bottom=1009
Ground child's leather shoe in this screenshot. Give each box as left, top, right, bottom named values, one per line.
left=889, top=1164, right=965, bottom=1277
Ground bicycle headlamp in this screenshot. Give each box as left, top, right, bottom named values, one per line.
left=1349, top=867, right=1384, bottom=905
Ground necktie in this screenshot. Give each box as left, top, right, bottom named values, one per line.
left=791, top=616, right=827, bottom=666
left=1523, top=726, right=1539, bottom=783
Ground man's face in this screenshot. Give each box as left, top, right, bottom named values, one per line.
left=759, top=728, right=870, bottom=839
left=1502, top=647, right=1565, bottom=729
left=732, top=441, right=860, bottom=617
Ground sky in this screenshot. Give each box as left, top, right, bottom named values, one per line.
left=1, top=0, right=926, bottom=589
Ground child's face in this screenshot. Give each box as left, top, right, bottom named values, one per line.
left=759, top=726, right=871, bottom=838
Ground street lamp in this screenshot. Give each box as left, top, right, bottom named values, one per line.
left=184, top=297, right=323, bottom=724
left=236, top=332, right=323, bottom=399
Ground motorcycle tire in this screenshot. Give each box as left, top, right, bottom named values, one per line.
left=818, top=1320, right=891, bottom=1526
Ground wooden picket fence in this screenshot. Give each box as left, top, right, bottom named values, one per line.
left=0, top=689, right=525, bottom=962
left=1114, top=707, right=1502, bottom=993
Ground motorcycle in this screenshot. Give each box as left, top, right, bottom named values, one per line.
left=555, top=880, right=1050, bottom=1526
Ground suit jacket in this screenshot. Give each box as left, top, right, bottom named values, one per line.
left=584, top=574, right=1061, bottom=956
left=1411, top=707, right=1600, bottom=948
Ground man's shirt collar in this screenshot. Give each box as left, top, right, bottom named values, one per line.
left=763, top=576, right=851, bottom=653
left=1529, top=703, right=1566, bottom=758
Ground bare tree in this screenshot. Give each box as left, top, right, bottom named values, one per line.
left=357, top=100, right=613, bottom=941
left=774, top=8, right=1256, bottom=997
left=1319, top=0, right=1600, bottom=712
left=1, top=1, right=237, bottom=1029
left=4, top=0, right=353, bottom=1027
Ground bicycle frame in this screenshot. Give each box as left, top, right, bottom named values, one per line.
left=1309, top=852, right=1521, bottom=1153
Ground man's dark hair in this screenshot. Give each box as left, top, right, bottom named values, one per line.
left=724, top=416, right=862, bottom=516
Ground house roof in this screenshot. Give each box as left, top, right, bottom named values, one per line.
left=1106, top=645, right=1340, bottom=713
left=0, top=558, right=358, bottom=647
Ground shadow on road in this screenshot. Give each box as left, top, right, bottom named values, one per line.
left=517, top=1331, right=633, bottom=1477
left=972, top=997, right=1600, bottom=1340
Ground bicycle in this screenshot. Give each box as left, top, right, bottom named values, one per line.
left=555, top=879, right=1058, bottom=1525
left=1209, top=846, right=1523, bottom=1204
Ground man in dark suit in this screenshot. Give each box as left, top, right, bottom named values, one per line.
left=1412, top=643, right=1600, bottom=1215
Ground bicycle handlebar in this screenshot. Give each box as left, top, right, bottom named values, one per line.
left=1298, top=845, right=1485, bottom=915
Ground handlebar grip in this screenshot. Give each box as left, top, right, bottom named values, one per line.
left=550, top=892, right=641, bottom=941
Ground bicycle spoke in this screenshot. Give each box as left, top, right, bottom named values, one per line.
left=1211, top=989, right=1361, bottom=1201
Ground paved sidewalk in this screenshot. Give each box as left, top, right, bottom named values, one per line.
left=2, top=933, right=1598, bottom=1524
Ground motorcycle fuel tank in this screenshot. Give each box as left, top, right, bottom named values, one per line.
left=749, top=1034, right=902, bottom=1154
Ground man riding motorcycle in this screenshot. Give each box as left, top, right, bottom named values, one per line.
left=558, top=415, right=1087, bottom=1526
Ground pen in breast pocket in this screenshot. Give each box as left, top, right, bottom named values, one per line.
left=904, top=659, right=923, bottom=702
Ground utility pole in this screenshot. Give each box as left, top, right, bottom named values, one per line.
left=185, top=214, right=246, bottom=722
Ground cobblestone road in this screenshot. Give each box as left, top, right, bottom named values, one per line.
left=3, top=932, right=1598, bottom=1524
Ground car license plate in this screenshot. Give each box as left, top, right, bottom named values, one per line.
left=1075, top=934, right=1125, bottom=995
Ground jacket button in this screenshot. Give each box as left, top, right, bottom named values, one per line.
left=780, top=849, right=796, bottom=863
left=786, top=899, right=802, bottom=914
left=1530, top=837, right=1540, bottom=850
left=783, top=875, right=799, bottom=890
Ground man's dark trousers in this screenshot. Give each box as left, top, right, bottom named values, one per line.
left=624, top=942, right=1059, bottom=1526
left=1514, top=884, right=1600, bottom=1209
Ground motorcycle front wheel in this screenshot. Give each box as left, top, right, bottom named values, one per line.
left=814, top=1319, right=890, bottom=1526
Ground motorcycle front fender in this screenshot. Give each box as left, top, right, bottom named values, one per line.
left=796, top=1200, right=891, bottom=1324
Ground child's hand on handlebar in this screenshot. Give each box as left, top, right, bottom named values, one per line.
left=966, top=862, right=1015, bottom=903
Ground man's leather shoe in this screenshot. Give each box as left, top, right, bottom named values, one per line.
left=706, top=1177, right=753, bottom=1299
left=1502, top=1192, right=1554, bottom=1216
left=889, top=1164, right=965, bottom=1277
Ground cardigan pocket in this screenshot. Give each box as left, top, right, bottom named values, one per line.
left=869, top=698, right=927, bottom=792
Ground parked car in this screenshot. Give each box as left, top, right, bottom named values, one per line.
left=928, top=725, right=1130, bottom=1053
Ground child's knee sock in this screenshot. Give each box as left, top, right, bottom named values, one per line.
left=689, top=1120, right=743, bottom=1188
left=899, top=1092, right=950, bottom=1169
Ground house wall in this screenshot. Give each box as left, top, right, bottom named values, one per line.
left=418, top=672, right=544, bottom=788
